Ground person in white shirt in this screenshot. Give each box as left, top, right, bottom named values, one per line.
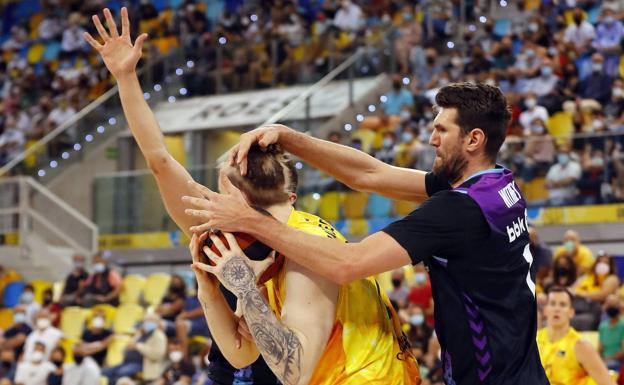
left=22, top=311, right=63, bottom=362
left=14, top=342, right=55, bottom=385
left=62, top=13, right=87, bottom=53
left=519, top=93, right=550, bottom=135
left=564, top=8, right=596, bottom=53
left=546, top=144, right=582, bottom=206
left=62, top=349, right=101, bottom=385
left=16, top=286, right=40, bottom=327
left=333, top=0, right=364, bottom=32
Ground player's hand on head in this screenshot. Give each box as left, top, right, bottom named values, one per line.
left=182, top=178, right=254, bottom=234
left=229, top=124, right=291, bottom=175
left=192, top=232, right=275, bottom=297
left=83, top=7, right=148, bottom=78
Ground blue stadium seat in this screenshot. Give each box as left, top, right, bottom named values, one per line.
left=169, top=0, right=184, bottom=9
left=106, top=0, right=122, bottom=12
left=587, top=6, right=601, bottom=25
left=493, top=18, right=511, bottom=37
left=366, top=194, right=393, bottom=218
left=43, top=41, right=61, bottom=61
left=3, top=281, right=26, bottom=308
left=152, top=0, right=168, bottom=12
left=15, top=0, right=40, bottom=20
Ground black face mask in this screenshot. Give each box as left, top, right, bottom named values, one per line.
left=392, top=81, right=402, bottom=91
left=392, top=279, right=402, bottom=288
left=485, top=26, right=493, bottom=33
left=52, top=360, right=63, bottom=368
left=1, top=361, right=12, bottom=370
left=574, top=17, right=582, bottom=25
left=426, top=57, right=435, bottom=65
left=73, top=355, right=84, bottom=365
left=555, top=266, right=572, bottom=276
left=607, top=307, right=620, bottom=318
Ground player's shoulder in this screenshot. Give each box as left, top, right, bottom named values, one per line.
left=288, top=209, right=346, bottom=241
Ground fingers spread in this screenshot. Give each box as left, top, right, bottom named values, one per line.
left=202, top=246, right=221, bottom=265
left=92, top=15, right=110, bottom=41
left=103, top=8, right=119, bottom=38
left=209, top=234, right=228, bottom=254
left=193, top=261, right=215, bottom=274
left=121, top=7, right=130, bottom=37
left=221, top=232, right=242, bottom=254
left=83, top=32, right=103, bottom=50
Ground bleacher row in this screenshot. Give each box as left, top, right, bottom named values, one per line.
left=0, top=272, right=193, bottom=366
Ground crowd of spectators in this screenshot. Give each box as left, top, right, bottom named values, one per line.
left=0, top=257, right=210, bottom=385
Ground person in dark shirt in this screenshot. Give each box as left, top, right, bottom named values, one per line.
left=196, top=83, right=550, bottom=385
left=577, top=53, right=613, bottom=105
left=47, top=347, right=66, bottom=385
left=0, top=347, right=17, bottom=383
left=1, top=306, right=32, bottom=358
left=60, top=255, right=89, bottom=307
left=76, top=310, right=113, bottom=367
left=83, top=254, right=122, bottom=307
left=161, top=339, right=195, bottom=385
left=157, top=275, right=186, bottom=337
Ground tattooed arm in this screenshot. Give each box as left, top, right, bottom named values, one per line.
left=196, top=233, right=338, bottom=385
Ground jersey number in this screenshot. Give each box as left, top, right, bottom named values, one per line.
left=523, top=243, right=536, bottom=298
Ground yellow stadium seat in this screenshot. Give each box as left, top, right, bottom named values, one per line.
left=30, top=279, right=52, bottom=304
left=106, top=335, right=133, bottom=366
left=0, top=308, right=14, bottom=330
left=143, top=273, right=171, bottom=307
left=29, top=13, right=44, bottom=38
left=59, top=338, right=77, bottom=363
left=545, top=112, right=574, bottom=138
left=395, top=200, right=417, bottom=216
left=100, top=377, right=108, bottom=385
left=343, top=192, right=368, bottom=219
left=27, top=43, right=45, bottom=64
left=120, top=274, right=146, bottom=305
left=89, top=304, right=117, bottom=329
left=524, top=177, right=549, bottom=204
left=347, top=219, right=369, bottom=236
left=112, top=304, right=144, bottom=334
left=296, top=194, right=320, bottom=215
left=580, top=331, right=599, bottom=350
left=60, top=307, right=87, bottom=340
left=319, top=192, right=343, bottom=221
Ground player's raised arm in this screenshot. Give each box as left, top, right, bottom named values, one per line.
left=84, top=7, right=200, bottom=236
left=229, top=124, right=429, bottom=202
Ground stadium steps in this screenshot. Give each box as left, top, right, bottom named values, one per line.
left=2, top=234, right=73, bottom=281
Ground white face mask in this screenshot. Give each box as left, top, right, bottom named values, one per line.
left=525, top=98, right=537, bottom=109
left=169, top=351, right=184, bottom=363
left=36, top=318, right=51, bottom=330
left=595, top=262, right=610, bottom=276
left=92, top=317, right=105, bottom=329
left=31, top=351, right=45, bottom=363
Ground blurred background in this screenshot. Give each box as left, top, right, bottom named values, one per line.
left=1, top=0, right=624, bottom=384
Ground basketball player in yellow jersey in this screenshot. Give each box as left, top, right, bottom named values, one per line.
left=187, top=147, right=419, bottom=385
left=537, top=286, right=615, bottom=385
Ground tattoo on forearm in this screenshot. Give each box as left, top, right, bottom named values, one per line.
left=220, top=256, right=302, bottom=385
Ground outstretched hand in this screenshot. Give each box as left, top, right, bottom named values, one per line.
left=84, top=7, right=148, bottom=79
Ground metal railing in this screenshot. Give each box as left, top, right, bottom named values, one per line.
left=0, top=176, right=98, bottom=255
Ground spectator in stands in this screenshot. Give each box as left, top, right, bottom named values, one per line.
left=61, top=13, right=87, bottom=54
left=545, top=143, right=582, bottom=206
left=545, top=256, right=577, bottom=291
left=103, top=313, right=167, bottom=385
left=387, top=269, right=409, bottom=309
left=157, top=275, right=187, bottom=337
left=76, top=310, right=113, bottom=367
left=47, top=98, right=77, bottom=140
left=1, top=306, right=32, bottom=358
left=14, top=342, right=55, bottom=385
left=394, top=5, right=421, bottom=75
left=19, top=285, right=40, bottom=327
left=578, top=143, right=606, bottom=204
left=593, top=8, right=624, bottom=76
left=405, top=304, right=433, bottom=354
left=333, top=0, right=364, bottom=32
left=525, top=227, right=550, bottom=284
left=525, top=58, right=559, bottom=97
left=326, top=131, right=343, bottom=144
left=573, top=251, right=620, bottom=304
left=604, top=78, right=624, bottom=118
left=374, top=131, right=397, bottom=165
left=381, top=76, right=414, bottom=116
left=408, top=264, right=433, bottom=325
left=519, top=93, right=549, bottom=135
left=564, top=8, right=596, bottom=54
left=554, top=229, right=595, bottom=275
left=82, top=254, right=122, bottom=307
left=0, top=124, right=26, bottom=166
left=0, top=347, right=17, bottom=383
left=37, top=12, right=63, bottom=41
left=522, top=118, right=555, bottom=181
left=47, top=346, right=67, bottom=385
left=174, top=290, right=210, bottom=358
left=65, top=346, right=100, bottom=385
left=612, top=143, right=624, bottom=202
left=160, top=339, right=195, bottom=385
left=577, top=53, right=613, bottom=105
left=22, top=310, right=63, bottom=362
left=60, top=255, right=89, bottom=307
left=41, top=289, right=61, bottom=328
left=599, top=294, right=624, bottom=371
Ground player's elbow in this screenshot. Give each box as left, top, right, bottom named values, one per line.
left=146, top=150, right=172, bottom=175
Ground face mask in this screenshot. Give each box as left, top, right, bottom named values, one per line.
left=541, top=67, right=553, bottom=77
left=528, top=22, right=538, bottom=32
left=606, top=306, right=620, bottom=318
left=391, top=279, right=402, bottom=288
left=555, top=266, right=571, bottom=276
left=424, top=111, right=433, bottom=120
left=525, top=98, right=537, bottom=109
left=92, top=317, right=105, bottom=329
left=410, top=314, right=425, bottom=326
left=591, top=156, right=604, bottom=168
left=485, top=78, right=496, bottom=86
left=593, top=120, right=605, bottom=130
left=574, top=16, right=583, bottom=25
left=73, top=355, right=84, bottom=365
left=525, top=49, right=535, bottom=58
left=1, top=361, right=12, bottom=370
left=31, top=351, right=44, bottom=363
left=14, top=312, right=26, bottom=324
left=604, top=16, right=615, bottom=24
left=564, top=240, right=576, bottom=253
left=382, top=138, right=394, bottom=148
left=392, top=81, right=402, bottom=91
left=595, top=262, right=610, bottom=276
left=73, top=261, right=84, bottom=270
left=21, top=292, right=34, bottom=304
left=426, top=57, right=435, bottom=65
left=438, top=78, right=450, bottom=86
left=52, top=359, right=63, bottom=368
left=613, top=87, right=624, bottom=99
left=548, top=47, right=558, bottom=56
left=451, top=57, right=463, bottom=67
left=169, top=351, right=184, bottom=363
left=402, top=132, right=414, bottom=143
left=592, top=63, right=603, bottom=73
left=531, top=124, right=545, bottom=134
left=143, top=320, right=158, bottom=333
left=37, top=318, right=50, bottom=330
left=93, top=263, right=105, bottom=273
left=414, top=272, right=427, bottom=285
left=557, top=153, right=570, bottom=165
left=400, top=110, right=411, bottom=122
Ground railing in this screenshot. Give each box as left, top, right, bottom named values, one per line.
left=0, top=176, right=98, bottom=255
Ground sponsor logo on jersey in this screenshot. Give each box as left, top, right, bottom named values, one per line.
left=498, top=181, right=522, bottom=209
left=506, top=209, right=529, bottom=243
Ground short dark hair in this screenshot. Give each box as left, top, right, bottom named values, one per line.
left=223, top=144, right=298, bottom=207
left=435, top=83, right=511, bottom=162
left=547, top=286, right=574, bottom=304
